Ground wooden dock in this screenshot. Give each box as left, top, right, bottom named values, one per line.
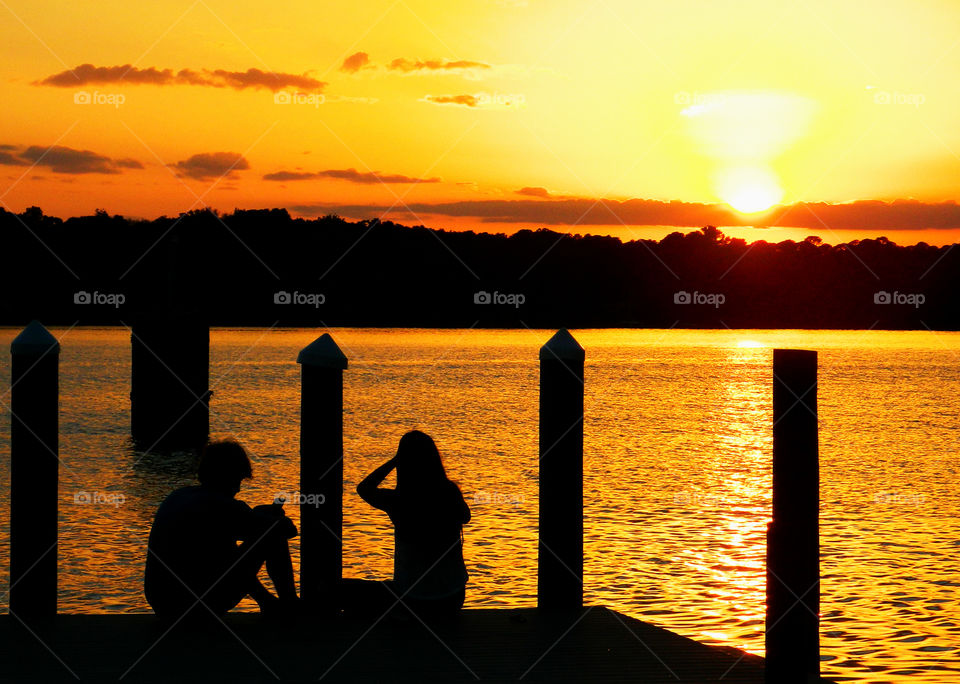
left=0, top=607, right=835, bottom=683
left=5, top=326, right=832, bottom=683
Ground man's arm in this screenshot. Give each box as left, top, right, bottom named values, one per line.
left=236, top=499, right=297, bottom=542
left=251, top=502, right=298, bottom=539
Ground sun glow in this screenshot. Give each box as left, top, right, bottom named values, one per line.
left=682, top=92, right=815, bottom=214
left=716, top=166, right=783, bottom=213
left=682, top=92, right=817, bottom=160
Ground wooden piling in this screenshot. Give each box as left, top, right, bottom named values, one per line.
left=767, top=349, right=820, bottom=684
left=130, top=315, right=210, bottom=450
left=297, top=333, right=348, bottom=610
left=538, top=329, right=585, bottom=610
left=9, top=320, right=60, bottom=618
left=129, top=225, right=210, bottom=451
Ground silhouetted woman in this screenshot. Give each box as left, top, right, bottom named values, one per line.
left=345, top=430, right=470, bottom=617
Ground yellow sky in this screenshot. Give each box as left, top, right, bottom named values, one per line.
left=1, top=0, right=959, bottom=244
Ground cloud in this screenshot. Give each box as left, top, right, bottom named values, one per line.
left=422, top=94, right=479, bottom=107
left=515, top=186, right=572, bottom=199
left=422, top=92, right=524, bottom=108
left=340, top=52, right=371, bottom=74
left=263, top=167, right=439, bottom=184
left=317, top=168, right=439, bottom=184
left=286, top=197, right=960, bottom=231
left=516, top=186, right=550, bottom=198
left=185, top=68, right=324, bottom=92
left=263, top=171, right=318, bottom=181
left=173, top=152, right=250, bottom=180
left=765, top=200, right=960, bottom=231
left=36, top=64, right=326, bottom=92
left=38, top=64, right=169, bottom=87
left=0, top=144, right=143, bottom=174
left=388, top=58, right=491, bottom=73
left=0, top=150, right=28, bottom=166
left=340, top=55, right=491, bottom=75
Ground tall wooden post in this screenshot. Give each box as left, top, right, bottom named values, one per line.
left=297, top=333, right=347, bottom=611
left=130, top=315, right=210, bottom=450
left=538, top=329, right=585, bottom=610
left=130, top=225, right=210, bottom=451
left=766, top=349, right=820, bottom=684
left=9, top=321, right=59, bottom=618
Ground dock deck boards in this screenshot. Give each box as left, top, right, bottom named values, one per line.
left=0, top=607, right=832, bottom=683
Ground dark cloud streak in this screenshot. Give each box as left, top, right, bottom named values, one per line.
left=0, top=144, right=143, bottom=174
left=422, top=94, right=479, bottom=107
left=287, top=197, right=960, bottom=231
left=36, top=64, right=326, bottom=92
left=173, top=152, right=250, bottom=180
left=388, top=58, right=490, bottom=72
left=263, top=168, right=439, bottom=184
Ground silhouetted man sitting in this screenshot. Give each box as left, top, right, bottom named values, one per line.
left=144, top=439, right=299, bottom=621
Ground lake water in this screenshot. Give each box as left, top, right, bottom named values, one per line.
left=0, top=327, right=958, bottom=683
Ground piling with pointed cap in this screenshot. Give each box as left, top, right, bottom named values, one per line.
left=9, top=321, right=60, bottom=618
left=538, top=329, right=585, bottom=610
left=297, top=332, right=348, bottom=610
left=766, top=349, right=820, bottom=684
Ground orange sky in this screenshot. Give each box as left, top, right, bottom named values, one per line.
left=2, top=0, right=959, bottom=245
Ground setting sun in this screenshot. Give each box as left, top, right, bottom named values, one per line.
left=716, top=165, right=783, bottom=214
left=681, top=92, right=810, bottom=216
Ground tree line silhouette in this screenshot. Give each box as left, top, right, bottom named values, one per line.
left=1, top=206, right=957, bottom=329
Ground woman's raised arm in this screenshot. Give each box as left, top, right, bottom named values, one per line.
left=356, top=456, right=399, bottom=512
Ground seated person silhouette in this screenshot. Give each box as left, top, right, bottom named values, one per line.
left=343, top=430, right=471, bottom=618
left=144, top=439, right=299, bottom=621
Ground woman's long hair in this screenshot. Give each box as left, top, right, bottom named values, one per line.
left=395, top=430, right=449, bottom=495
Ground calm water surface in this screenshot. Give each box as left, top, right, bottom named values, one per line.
left=0, top=327, right=958, bottom=683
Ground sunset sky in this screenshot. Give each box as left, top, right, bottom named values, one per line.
left=2, top=0, right=960, bottom=244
